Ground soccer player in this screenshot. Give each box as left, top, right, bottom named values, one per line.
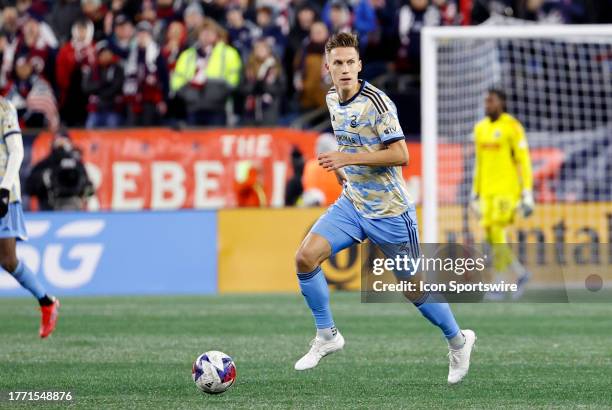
left=0, top=97, right=59, bottom=338
left=470, top=89, right=534, bottom=297
left=294, top=32, right=476, bottom=385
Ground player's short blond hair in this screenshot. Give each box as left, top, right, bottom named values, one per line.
left=325, top=32, right=359, bottom=55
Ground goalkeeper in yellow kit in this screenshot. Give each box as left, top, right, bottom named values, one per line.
left=471, top=89, right=534, bottom=298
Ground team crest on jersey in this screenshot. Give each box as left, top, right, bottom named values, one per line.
left=494, top=130, right=501, bottom=138
left=350, top=115, right=358, bottom=128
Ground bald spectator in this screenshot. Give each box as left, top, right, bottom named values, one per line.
left=301, top=133, right=343, bottom=206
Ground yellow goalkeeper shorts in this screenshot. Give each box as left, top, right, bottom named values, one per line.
left=479, top=195, right=519, bottom=228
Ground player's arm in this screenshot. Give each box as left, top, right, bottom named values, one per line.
left=471, top=126, right=481, bottom=197
left=469, top=126, right=482, bottom=216
left=319, top=103, right=408, bottom=170
left=0, top=105, right=24, bottom=217
left=319, top=140, right=408, bottom=170
left=511, top=119, right=534, bottom=216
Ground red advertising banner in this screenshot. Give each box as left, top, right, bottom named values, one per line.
left=32, top=128, right=322, bottom=210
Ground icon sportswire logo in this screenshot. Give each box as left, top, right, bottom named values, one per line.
left=0, top=219, right=105, bottom=290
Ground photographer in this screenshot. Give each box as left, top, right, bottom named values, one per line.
left=25, top=134, right=93, bottom=211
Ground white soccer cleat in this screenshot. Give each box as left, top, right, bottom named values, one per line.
left=294, top=332, right=345, bottom=371
left=447, top=329, right=477, bottom=385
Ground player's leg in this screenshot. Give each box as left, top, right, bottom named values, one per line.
left=484, top=195, right=531, bottom=299
left=361, top=208, right=476, bottom=384
left=0, top=203, right=60, bottom=337
left=0, top=237, right=59, bottom=338
left=294, top=196, right=364, bottom=370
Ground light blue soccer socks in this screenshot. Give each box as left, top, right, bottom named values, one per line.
left=297, top=266, right=335, bottom=330
left=9, top=260, right=48, bottom=301
left=413, top=293, right=461, bottom=340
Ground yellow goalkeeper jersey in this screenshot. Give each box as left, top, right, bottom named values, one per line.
left=472, top=113, right=533, bottom=198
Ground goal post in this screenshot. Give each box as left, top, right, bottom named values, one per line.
left=421, top=23, right=612, bottom=243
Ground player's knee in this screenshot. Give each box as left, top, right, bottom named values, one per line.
left=0, top=255, right=18, bottom=274
left=295, top=246, right=324, bottom=273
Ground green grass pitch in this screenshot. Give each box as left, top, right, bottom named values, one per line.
left=1, top=293, right=611, bottom=409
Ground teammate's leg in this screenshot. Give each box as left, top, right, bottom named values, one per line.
left=0, top=237, right=60, bottom=338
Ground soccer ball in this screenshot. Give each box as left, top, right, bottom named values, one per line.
left=192, top=351, right=236, bottom=394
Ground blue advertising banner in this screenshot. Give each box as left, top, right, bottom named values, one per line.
left=0, top=211, right=217, bottom=296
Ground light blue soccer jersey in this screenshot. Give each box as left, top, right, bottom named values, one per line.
left=327, top=80, right=412, bottom=218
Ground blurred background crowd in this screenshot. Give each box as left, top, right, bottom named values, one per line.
left=0, top=0, right=610, bottom=133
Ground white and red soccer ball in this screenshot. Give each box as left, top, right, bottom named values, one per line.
left=192, top=351, right=236, bottom=394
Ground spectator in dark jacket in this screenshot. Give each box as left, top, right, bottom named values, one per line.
left=82, top=40, right=124, bottom=128
left=14, top=12, right=57, bottom=84
left=227, top=5, right=261, bottom=62
left=256, top=5, right=286, bottom=59
left=55, top=18, right=96, bottom=126
left=241, top=38, right=286, bottom=125
left=107, top=14, right=134, bottom=61
left=123, top=21, right=168, bottom=126
left=46, top=0, right=82, bottom=44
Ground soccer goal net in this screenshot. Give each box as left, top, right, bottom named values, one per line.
left=421, top=21, right=612, bottom=245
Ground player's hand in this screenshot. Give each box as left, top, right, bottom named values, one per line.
left=318, top=152, right=351, bottom=171
left=520, top=190, right=535, bottom=217
left=469, top=193, right=480, bottom=217
left=0, top=188, right=9, bottom=218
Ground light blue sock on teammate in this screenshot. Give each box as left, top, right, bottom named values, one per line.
left=297, top=266, right=335, bottom=329
left=9, top=260, right=47, bottom=300
left=413, top=293, right=461, bottom=340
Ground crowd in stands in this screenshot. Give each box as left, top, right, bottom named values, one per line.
left=0, top=0, right=609, bottom=131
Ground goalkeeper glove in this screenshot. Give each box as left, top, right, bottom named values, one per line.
left=469, top=192, right=480, bottom=217
left=520, top=190, right=534, bottom=218
left=0, top=188, right=9, bottom=218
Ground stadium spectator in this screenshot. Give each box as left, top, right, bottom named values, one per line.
left=162, top=20, right=187, bottom=122
left=1, top=7, right=20, bottom=43
left=55, top=18, right=96, bottom=127
left=285, top=4, right=317, bottom=100
left=202, top=0, right=231, bottom=27
left=241, top=38, right=286, bottom=125
left=25, top=133, right=93, bottom=211
left=154, top=0, right=183, bottom=28
left=123, top=21, right=168, bottom=126
left=161, top=20, right=186, bottom=77
left=226, top=5, right=261, bottom=62
left=433, top=0, right=461, bottom=25
left=285, top=146, right=305, bottom=206
left=47, top=0, right=83, bottom=44
left=171, top=19, right=242, bottom=126
left=293, top=21, right=329, bottom=111
left=183, top=2, right=205, bottom=45
left=361, top=0, right=397, bottom=79
left=394, top=0, right=442, bottom=74
left=4, top=54, right=59, bottom=131
left=471, top=0, right=515, bottom=24
left=82, top=40, right=125, bottom=128
left=80, top=0, right=107, bottom=42
left=107, top=14, right=134, bottom=61
left=324, top=0, right=353, bottom=33
left=0, top=31, right=16, bottom=95
left=14, top=11, right=57, bottom=83
left=255, top=5, right=287, bottom=59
